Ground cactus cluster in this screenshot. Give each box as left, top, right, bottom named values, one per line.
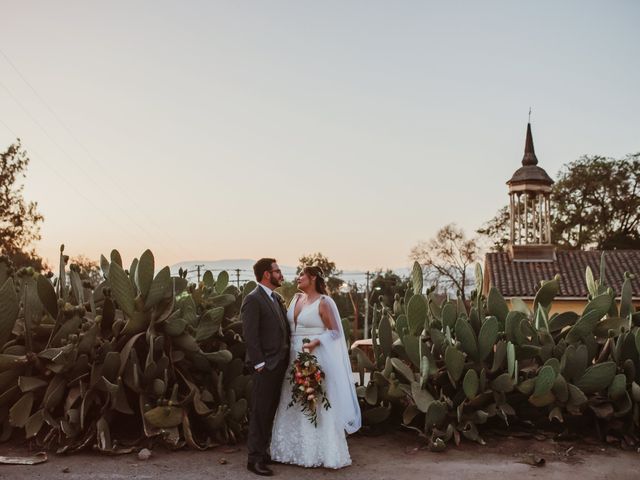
left=0, top=246, right=254, bottom=453
left=354, top=256, right=640, bottom=449
left=1, top=246, right=638, bottom=453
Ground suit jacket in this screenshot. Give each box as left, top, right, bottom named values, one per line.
left=241, top=284, right=291, bottom=371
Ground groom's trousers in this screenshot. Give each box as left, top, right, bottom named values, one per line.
left=247, top=358, right=288, bottom=463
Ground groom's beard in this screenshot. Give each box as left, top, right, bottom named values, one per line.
left=268, top=273, right=283, bottom=288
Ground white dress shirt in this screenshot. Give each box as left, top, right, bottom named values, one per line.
left=259, top=283, right=275, bottom=299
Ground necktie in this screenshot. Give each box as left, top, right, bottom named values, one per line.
left=271, top=292, right=289, bottom=341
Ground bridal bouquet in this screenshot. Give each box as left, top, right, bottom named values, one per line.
left=287, top=338, right=331, bottom=427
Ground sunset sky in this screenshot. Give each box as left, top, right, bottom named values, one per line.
left=1, top=1, right=639, bottom=271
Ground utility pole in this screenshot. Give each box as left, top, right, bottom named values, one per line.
left=347, top=284, right=359, bottom=338
left=364, top=271, right=371, bottom=340
left=235, top=269, right=241, bottom=288
left=195, top=264, right=205, bottom=283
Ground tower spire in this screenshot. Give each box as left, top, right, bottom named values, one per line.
left=522, top=122, right=538, bottom=166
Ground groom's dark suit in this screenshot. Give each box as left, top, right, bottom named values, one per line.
left=241, top=284, right=291, bottom=465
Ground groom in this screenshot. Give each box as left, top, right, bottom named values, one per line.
left=242, top=258, right=291, bottom=476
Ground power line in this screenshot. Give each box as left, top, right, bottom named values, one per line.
left=0, top=48, right=186, bottom=251
left=171, top=266, right=255, bottom=283
left=0, top=118, right=165, bottom=256
left=173, top=265, right=374, bottom=285
left=0, top=53, right=184, bottom=261
left=171, top=264, right=379, bottom=291
left=0, top=50, right=411, bottom=278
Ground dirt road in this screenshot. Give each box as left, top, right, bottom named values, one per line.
left=0, top=431, right=636, bottom=479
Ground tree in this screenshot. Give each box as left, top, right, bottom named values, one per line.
left=476, top=205, right=510, bottom=252
left=552, top=154, right=640, bottom=249
left=0, top=140, right=45, bottom=270
left=275, top=280, right=299, bottom=305
left=410, top=224, right=481, bottom=302
left=370, top=269, right=411, bottom=307
left=70, top=254, right=102, bottom=288
left=296, top=252, right=344, bottom=294
left=478, top=153, right=640, bottom=251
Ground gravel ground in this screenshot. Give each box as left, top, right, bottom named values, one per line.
left=0, top=430, right=637, bottom=480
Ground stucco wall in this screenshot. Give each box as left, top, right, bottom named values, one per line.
left=513, top=298, right=640, bottom=315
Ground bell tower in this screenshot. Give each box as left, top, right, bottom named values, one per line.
left=506, top=122, right=555, bottom=261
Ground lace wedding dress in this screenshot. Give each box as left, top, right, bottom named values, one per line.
left=269, top=295, right=360, bottom=469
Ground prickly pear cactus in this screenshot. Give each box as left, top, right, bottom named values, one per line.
left=0, top=247, right=248, bottom=452
left=354, top=260, right=640, bottom=449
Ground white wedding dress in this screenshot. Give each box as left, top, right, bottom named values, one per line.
left=269, top=295, right=361, bottom=469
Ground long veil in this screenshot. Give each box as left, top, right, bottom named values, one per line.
left=318, top=295, right=362, bottom=434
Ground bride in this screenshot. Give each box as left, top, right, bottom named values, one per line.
left=269, top=266, right=361, bottom=469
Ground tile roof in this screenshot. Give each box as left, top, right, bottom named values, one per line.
left=484, top=250, right=640, bottom=298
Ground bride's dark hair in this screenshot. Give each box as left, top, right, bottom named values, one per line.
left=302, top=266, right=327, bottom=295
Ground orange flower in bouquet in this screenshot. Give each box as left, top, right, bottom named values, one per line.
left=287, top=338, right=331, bottom=427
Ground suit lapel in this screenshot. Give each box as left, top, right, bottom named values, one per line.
left=257, top=286, right=288, bottom=335
left=257, top=285, right=279, bottom=318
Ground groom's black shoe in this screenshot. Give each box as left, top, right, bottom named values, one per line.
left=247, top=461, right=273, bottom=476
